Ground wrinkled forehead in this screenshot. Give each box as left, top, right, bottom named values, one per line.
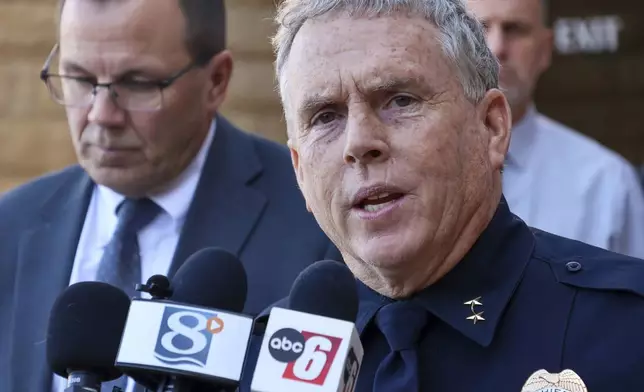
left=280, top=14, right=456, bottom=113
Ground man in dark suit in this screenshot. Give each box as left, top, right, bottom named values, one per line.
left=0, top=0, right=339, bottom=391
left=241, top=0, right=644, bottom=390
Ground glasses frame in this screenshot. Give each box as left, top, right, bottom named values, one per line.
left=39, top=43, right=199, bottom=111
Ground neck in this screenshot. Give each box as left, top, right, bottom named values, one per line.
left=511, top=101, right=534, bottom=126
left=360, top=188, right=502, bottom=299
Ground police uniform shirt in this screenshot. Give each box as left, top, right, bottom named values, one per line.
left=353, top=197, right=644, bottom=391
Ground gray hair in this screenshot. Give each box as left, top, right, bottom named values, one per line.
left=271, top=0, right=500, bottom=104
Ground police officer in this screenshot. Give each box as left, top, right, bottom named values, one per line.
left=240, top=0, right=644, bottom=390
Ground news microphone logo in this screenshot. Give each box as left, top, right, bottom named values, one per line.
left=268, top=328, right=343, bottom=385
left=153, top=305, right=224, bottom=368
left=342, top=347, right=360, bottom=392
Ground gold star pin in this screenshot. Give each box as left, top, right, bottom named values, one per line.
left=464, top=296, right=485, bottom=324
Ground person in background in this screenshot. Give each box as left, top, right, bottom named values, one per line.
left=468, top=0, right=644, bottom=258
left=0, top=1, right=339, bottom=391
left=241, top=0, right=644, bottom=390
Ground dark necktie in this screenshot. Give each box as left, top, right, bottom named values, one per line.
left=372, top=301, right=429, bottom=392
left=95, top=197, right=161, bottom=392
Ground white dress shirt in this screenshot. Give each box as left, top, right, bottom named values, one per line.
left=503, top=105, right=644, bottom=258
left=52, top=121, right=215, bottom=392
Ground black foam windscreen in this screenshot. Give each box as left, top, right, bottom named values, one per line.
left=289, top=260, right=359, bottom=323
left=46, top=281, right=131, bottom=381
left=146, top=274, right=171, bottom=291
left=171, top=247, right=248, bottom=313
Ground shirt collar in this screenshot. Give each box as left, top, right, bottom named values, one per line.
left=97, top=119, right=216, bottom=224
left=356, top=196, right=535, bottom=347
left=506, top=104, right=538, bottom=170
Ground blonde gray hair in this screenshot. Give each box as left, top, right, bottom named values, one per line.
left=271, top=0, right=500, bottom=103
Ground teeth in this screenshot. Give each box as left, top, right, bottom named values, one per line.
left=366, top=192, right=390, bottom=201
left=364, top=202, right=392, bottom=212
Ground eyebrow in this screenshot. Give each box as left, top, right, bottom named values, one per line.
left=298, top=94, right=339, bottom=118
left=362, top=76, right=428, bottom=94
left=297, top=75, right=435, bottom=118
left=59, top=61, right=92, bottom=75
left=482, top=17, right=535, bottom=30
left=59, top=60, right=163, bottom=80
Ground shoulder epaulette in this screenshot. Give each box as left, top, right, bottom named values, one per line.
left=545, top=254, right=644, bottom=298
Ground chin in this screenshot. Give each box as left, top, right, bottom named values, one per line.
left=354, top=232, right=422, bottom=271
left=89, top=167, right=152, bottom=197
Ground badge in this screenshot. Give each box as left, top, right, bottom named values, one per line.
left=521, top=369, right=588, bottom=392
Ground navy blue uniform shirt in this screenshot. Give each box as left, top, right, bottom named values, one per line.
left=244, top=197, right=644, bottom=391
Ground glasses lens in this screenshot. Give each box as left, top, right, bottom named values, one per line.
left=113, top=83, right=163, bottom=111
left=44, top=77, right=164, bottom=111
left=47, top=76, right=94, bottom=108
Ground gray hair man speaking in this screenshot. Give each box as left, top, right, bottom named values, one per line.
left=244, top=0, right=644, bottom=390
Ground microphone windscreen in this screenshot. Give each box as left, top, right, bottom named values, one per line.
left=46, top=281, right=131, bottom=381
left=146, top=274, right=171, bottom=291
left=289, top=260, right=359, bottom=322
left=171, top=247, right=247, bottom=313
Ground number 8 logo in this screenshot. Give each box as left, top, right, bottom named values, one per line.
left=161, top=311, right=208, bottom=355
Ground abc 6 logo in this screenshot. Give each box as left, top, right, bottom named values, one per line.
left=268, top=328, right=343, bottom=385
left=342, top=348, right=360, bottom=392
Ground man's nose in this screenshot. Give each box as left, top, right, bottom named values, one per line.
left=343, top=110, right=390, bottom=166
left=87, top=87, right=126, bottom=126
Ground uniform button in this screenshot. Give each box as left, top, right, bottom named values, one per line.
left=566, top=261, right=582, bottom=272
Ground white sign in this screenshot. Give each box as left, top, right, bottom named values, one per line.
left=251, top=307, right=363, bottom=392
left=116, top=299, right=254, bottom=383
left=554, top=15, right=624, bottom=54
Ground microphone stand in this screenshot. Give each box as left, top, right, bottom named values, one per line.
left=156, top=375, right=192, bottom=392
left=154, top=376, right=238, bottom=392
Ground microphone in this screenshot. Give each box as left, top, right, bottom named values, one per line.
left=46, top=281, right=131, bottom=392
left=115, top=247, right=254, bottom=392
left=136, top=274, right=173, bottom=300
left=250, top=260, right=363, bottom=392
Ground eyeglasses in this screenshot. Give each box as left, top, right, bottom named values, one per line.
left=39, top=44, right=198, bottom=112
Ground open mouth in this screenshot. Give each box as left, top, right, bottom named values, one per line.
left=356, top=192, right=405, bottom=213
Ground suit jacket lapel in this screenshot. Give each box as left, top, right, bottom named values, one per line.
left=10, top=170, right=93, bottom=392
left=169, top=116, right=267, bottom=277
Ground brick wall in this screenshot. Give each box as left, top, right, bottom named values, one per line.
left=0, top=0, right=283, bottom=193
left=2, top=0, right=643, bottom=193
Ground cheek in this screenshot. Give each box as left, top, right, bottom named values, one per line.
left=399, top=120, right=462, bottom=174
left=129, top=113, right=162, bottom=145
left=301, top=150, right=333, bottom=200
left=512, top=44, right=542, bottom=75
left=130, top=103, right=192, bottom=151
left=66, top=107, right=89, bottom=140
left=299, top=144, right=343, bottom=214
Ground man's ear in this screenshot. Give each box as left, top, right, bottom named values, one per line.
left=204, top=50, right=233, bottom=113
left=287, top=138, right=312, bottom=212
left=478, top=88, right=512, bottom=171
